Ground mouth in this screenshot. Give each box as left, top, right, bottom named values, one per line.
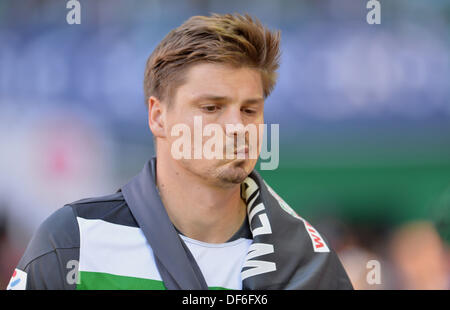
left=220, top=145, right=250, bottom=161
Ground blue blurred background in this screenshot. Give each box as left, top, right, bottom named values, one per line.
left=0, top=0, right=449, bottom=289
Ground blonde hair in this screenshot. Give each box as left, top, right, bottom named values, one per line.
left=144, top=13, right=281, bottom=106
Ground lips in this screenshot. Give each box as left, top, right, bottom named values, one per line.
left=233, top=146, right=249, bottom=160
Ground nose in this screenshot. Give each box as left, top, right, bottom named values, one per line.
left=223, top=106, right=245, bottom=132
left=222, top=106, right=247, bottom=147
left=223, top=105, right=244, bottom=125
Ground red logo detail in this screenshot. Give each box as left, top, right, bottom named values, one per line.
left=305, top=221, right=324, bottom=249
left=311, top=233, right=324, bottom=249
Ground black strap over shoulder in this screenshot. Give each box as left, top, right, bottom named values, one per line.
left=121, top=157, right=208, bottom=290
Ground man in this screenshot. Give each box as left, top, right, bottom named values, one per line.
left=7, top=13, right=352, bottom=290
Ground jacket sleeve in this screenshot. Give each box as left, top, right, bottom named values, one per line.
left=6, top=205, right=80, bottom=290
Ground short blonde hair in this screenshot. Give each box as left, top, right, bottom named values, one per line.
left=144, top=13, right=281, bottom=106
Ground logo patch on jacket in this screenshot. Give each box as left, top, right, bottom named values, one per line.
left=7, top=269, right=27, bottom=290
left=303, top=220, right=330, bottom=253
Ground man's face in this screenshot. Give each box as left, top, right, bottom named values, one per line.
left=161, top=62, right=264, bottom=187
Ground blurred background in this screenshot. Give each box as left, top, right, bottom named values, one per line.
left=0, top=0, right=449, bottom=289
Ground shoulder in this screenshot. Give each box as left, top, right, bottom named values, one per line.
left=12, top=204, right=81, bottom=289
left=17, top=204, right=79, bottom=271
left=262, top=180, right=353, bottom=289
left=262, top=180, right=331, bottom=252
left=18, top=191, right=134, bottom=270
left=12, top=191, right=136, bottom=289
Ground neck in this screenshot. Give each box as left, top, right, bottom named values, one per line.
left=155, top=154, right=247, bottom=244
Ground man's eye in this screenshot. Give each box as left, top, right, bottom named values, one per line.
left=202, top=105, right=219, bottom=113
left=243, top=108, right=257, bottom=115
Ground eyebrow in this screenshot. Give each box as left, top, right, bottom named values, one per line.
left=192, top=94, right=264, bottom=104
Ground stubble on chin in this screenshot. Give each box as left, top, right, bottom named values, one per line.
left=215, top=160, right=253, bottom=185
left=180, top=158, right=255, bottom=187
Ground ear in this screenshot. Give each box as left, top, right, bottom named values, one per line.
left=148, top=96, right=167, bottom=139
